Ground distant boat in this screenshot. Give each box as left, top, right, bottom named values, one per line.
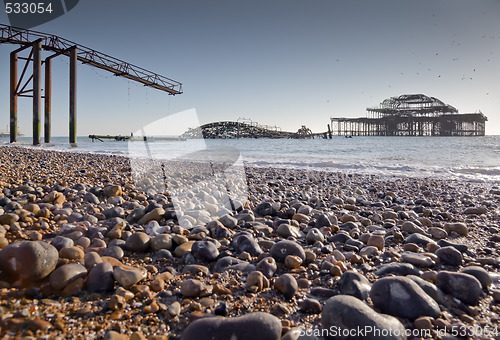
left=0, top=126, right=24, bottom=138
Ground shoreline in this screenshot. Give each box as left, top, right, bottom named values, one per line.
left=0, top=145, right=499, bottom=339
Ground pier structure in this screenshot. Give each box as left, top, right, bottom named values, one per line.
left=331, top=94, right=487, bottom=136
left=181, top=119, right=330, bottom=139
left=0, top=24, right=182, bottom=145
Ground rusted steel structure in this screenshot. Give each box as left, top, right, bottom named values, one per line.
left=331, top=94, right=487, bottom=136
left=0, top=24, right=182, bottom=145
left=181, top=120, right=328, bottom=139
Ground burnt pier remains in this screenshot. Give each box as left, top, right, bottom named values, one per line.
left=331, top=94, right=487, bottom=136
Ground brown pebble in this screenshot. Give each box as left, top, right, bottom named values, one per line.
left=330, top=265, right=342, bottom=276
left=367, top=234, right=384, bottom=250
left=150, top=278, right=165, bottom=292
left=284, top=255, right=303, bottom=269
left=414, top=316, right=434, bottom=330
left=130, top=332, right=147, bottom=340
left=109, top=295, right=127, bottom=310
left=427, top=243, right=440, bottom=253
left=403, top=243, right=420, bottom=252
left=420, top=271, right=437, bottom=283
left=144, top=300, right=159, bottom=313
left=59, top=246, right=85, bottom=260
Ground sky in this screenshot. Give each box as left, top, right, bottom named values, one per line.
left=0, top=0, right=499, bottom=136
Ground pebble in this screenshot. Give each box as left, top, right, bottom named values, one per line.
left=284, top=255, right=303, bottom=269
left=299, top=298, right=322, bottom=314
left=173, top=241, right=195, bottom=257
left=214, top=256, right=256, bottom=273
left=191, top=240, right=219, bottom=262
left=125, top=232, right=151, bottom=252
left=437, top=239, right=468, bottom=253
left=435, top=246, right=463, bottom=266
left=274, top=274, right=298, bottom=300
left=245, top=271, right=269, bottom=293
left=59, top=246, right=85, bottom=260
left=0, top=213, right=19, bottom=225
left=427, top=227, right=448, bottom=239
left=49, top=263, right=87, bottom=290
left=338, top=271, right=371, bottom=300
left=370, top=276, right=441, bottom=320
left=257, top=257, right=277, bottom=278
left=0, top=240, right=58, bottom=283
left=406, top=275, right=440, bottom=301
left=436, top=271, right=482, bottom=305
left=85, top=261, right=115, bottom=292
left=463, top=206, right=487, bottom=215
left=401, top=221, right=427, bottom=235
left=270, top=240, right=305, bottom=262
left=181, top=279, right=205, bottom=297
left=444, top=222, right=468, bottom=236
left=50, top=236, right=74, bottom=250
left=306, top=228, right=325, bottom=244
left=181, top=312, right=282, bottom=340
left=232, top=232, right=262, bottom=256
left=375, top=262, right=420, bottom=277
left=322, top=295, right=406, bottom=340
left=401, top=252, right=435, bottom=267
left=405, top=233, right=436, bottom=246
left=137, top=207, right=164, bottom=225
left=367, top=234, right=384, bottom=250
left=113, top=266, right=147, bottom=289
left=460, top=266, right=493, bottom=289
left=150, top=234, right=173, bottom=251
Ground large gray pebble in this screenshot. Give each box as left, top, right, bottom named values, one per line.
left=0, top=241, right=58, bottom=283
left=49, top=263, right=87, bottom=290
left=181, top=312, right=282, bottom=340
left=270, top=240, right=305, bottom=262
left=435, top=246, right=463, bottom=266
left=192, top=240, right=219, bottom=262
left=232, top=231, right=262, bottom=256
left=86, top=262, right=115, bottom=293
left=375, top=263, right=420, bottom=277
left=370, top=276, right=440, bottom=320
left=125, top=232, right=151, bottom=252
left=214, top=256, right=256, bottom=273
left=461, top=266, right=493, bottom=289
left=338, top=271, right=371, bottom=300
left=322, top=295, right=407, bottom=340
left=437, top=271, right=482, bottom=305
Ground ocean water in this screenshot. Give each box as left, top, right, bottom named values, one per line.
left=2, top=135, right=500, bottom=183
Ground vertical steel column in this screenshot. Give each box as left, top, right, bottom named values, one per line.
left=10, top=52, right=17, bottom=143
left=33, top=40, right=42, bottom=145
left=44, top=58, right=51, bottom=143
left=69, top=47, right=77, bottom=145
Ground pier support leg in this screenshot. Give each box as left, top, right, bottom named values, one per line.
left=44, top=58, right=51, bottom=143
left=33, top=40, right=42, bottom=145
left=10, top=52, right=17, bottom=143
left=69, top=47, right=77, bottom=145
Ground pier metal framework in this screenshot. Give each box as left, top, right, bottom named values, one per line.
left=181, top=120, right=330, bottom=139
left=331, top=94, right=487, bottom=136
left=0, top=24, right=183, bottom=145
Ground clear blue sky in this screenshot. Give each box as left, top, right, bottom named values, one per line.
left=1, top=0, right=499, bottom=136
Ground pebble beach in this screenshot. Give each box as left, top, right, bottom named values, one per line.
left=0, top=145, right=500, bottom=340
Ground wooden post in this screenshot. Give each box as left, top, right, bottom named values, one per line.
left=10, top=51, right=17, bottom=143
left=69, top=46, right=77, bottom=145
left=33, top=40, right=42, bottom=145
left=44, top=58, right=51, bottom=143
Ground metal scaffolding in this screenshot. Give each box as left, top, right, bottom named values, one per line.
left=0, top=24, right=183, bottom=145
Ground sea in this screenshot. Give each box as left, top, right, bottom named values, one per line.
left=2, top=135, right=500, bottom=184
